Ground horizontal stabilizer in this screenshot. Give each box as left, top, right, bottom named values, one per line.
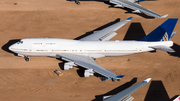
left=170, top=32, right=176, bottom=39
left=150, top=45, right=175, bottom=53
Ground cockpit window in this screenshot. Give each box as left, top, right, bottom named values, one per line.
left=17, top=41, right=23, bottom=44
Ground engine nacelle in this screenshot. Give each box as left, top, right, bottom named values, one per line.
left=17, top=54, right=24, bottom=57
left=132, top=10, right=141, bottom=13
left=64, top=62, right=75, bottom=70
left=114, top=4, right=124, bottom=8
left=84, top=69, right=94, bottom=77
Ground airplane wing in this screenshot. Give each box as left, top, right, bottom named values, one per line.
left=103, top=78, right=151, bottom=101
left=56, top=54, right=124, bottom=81
left=79, top=17, right=133, bottom=41
left=110, top=0, right=168, bottom=18
left=149, top=45, right=175, bottom=53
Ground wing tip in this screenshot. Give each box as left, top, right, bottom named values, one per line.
left=116, top=74, right=125, bottom=78
left=142, top=78, right=151, bottom=83
left=159, top=14, right=168, bottom=18
left=126, top=16, right=133, bottom=21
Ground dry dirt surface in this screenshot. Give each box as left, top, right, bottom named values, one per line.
left=0, top=0, right=180, bottom=101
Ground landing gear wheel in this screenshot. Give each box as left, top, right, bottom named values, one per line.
left=24, top=56, right=29, bottom=62
left=112, top=78, right=116, bottom=82
left=25, top=58, right=29, bottom=61
left=117, top=79, right=120, bottom=81
left=75, top=1, right=80, bottom=5
left=100, top=77, right=107, bottom=81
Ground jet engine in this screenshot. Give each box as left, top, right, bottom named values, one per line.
left=17, top=54, right=24, bottom=57
left=64, top=62, right=75, bottom=70
left=84, top=69, right=94, bottom=77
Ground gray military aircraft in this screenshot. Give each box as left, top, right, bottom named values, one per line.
left=72, top=0, right=168, bottom=18
left=103, top=78, right=151, bottom=101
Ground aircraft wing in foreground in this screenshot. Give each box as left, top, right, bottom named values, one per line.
left=57, top=54, right=124, bottom=81
left=103, top=78, right=151, bottom=101
left=110, top=0, right=168, bottom=18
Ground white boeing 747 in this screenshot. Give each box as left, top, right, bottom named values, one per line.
left=9, top=17, right=178, bottom=81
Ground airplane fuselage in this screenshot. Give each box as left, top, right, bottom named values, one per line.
left=9, top=38, right=173, bottom=58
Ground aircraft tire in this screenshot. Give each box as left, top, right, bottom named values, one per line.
left=25, top=57, right=29, bottom=61
left=76, top=2, right=80, bottom=5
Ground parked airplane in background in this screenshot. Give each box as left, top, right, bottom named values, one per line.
left=9, top=17, right=178, bottom=81
left=103, top=78, right=151, bottom=101
left=72, top=0, right=168, bottom=18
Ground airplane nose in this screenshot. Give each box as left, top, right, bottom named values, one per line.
left=9, top=45, right=14, bottom=51
left=9, top=45, right=12, bottom=51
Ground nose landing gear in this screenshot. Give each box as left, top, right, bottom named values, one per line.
left=74, top=0, right=80, bottom=5
left=24, top=56, right=29, bottom=61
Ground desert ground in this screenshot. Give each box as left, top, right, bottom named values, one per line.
left=0, top=0, right=180, bottom=101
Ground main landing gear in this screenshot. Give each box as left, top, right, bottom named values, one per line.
left=24, top=56, right=29, bottom=61
left=75, top=0, right=80, bottom=5
left=101, top=77, right=107, bottom=81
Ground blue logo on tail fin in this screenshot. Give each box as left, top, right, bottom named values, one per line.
left=140, top=18, right=178, bottom=42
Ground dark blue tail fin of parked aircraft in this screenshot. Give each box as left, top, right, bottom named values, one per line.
left=139, top=18, right=178, bottom=42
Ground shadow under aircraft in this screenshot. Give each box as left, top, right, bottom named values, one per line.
left=2, top=39, right=20, bottom=56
